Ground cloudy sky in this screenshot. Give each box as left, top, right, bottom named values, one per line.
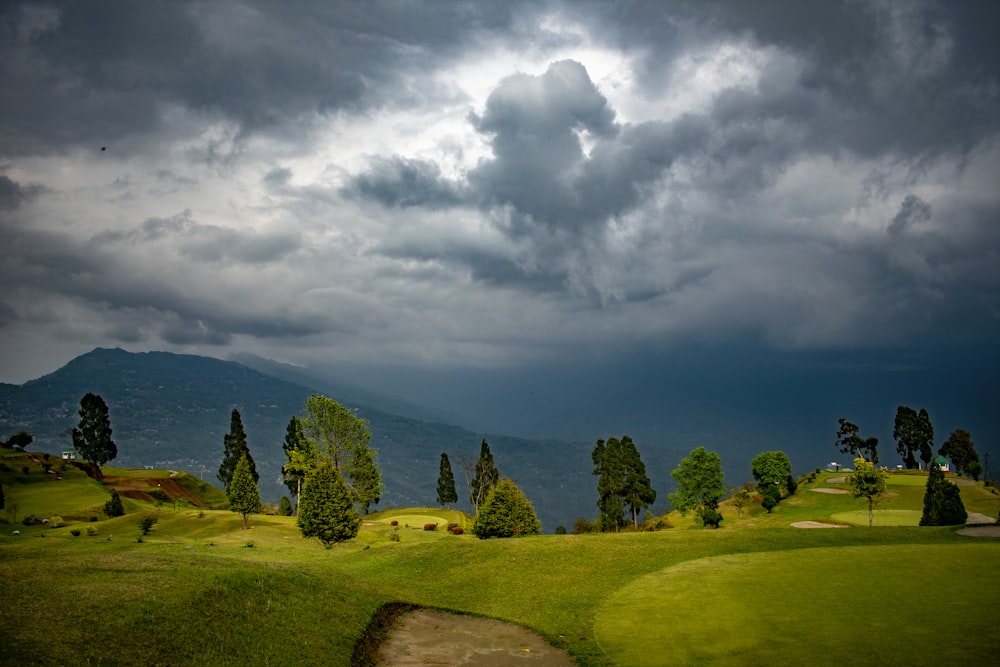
left=1, top=1, right=998, bottom=448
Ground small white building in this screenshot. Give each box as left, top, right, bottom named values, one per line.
left=61, top=449, right=78, bottom=460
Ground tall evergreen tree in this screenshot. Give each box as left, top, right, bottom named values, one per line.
left=297, top=459, right=361, bottom=547
left=349, top=444, right=383, bottom=514
left=227, top=453, right=262, bottom=530
left=218, top=409, right=257, bottom=490
left=436, top=452, right=458, bottom=507
left=469, top=438, right=500, bottom=513
left=593, top=437, right=625, bottom=531
left=893, top=406, right=934, bottom=469
left=620, top=435, right=656, bottom=528
left=920, top=462, right=968, bottom=526
left=103, top=488, right=125, bottom=518
left=281, top=415, right=316, bottom=512
left=71, top=393, right=118, bottom=479
left=472, top=478, right=541, bottom=538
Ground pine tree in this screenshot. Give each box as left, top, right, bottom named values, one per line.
left=227, top=454, right=262, bottom=530
left=71, top=393, right=118, bottom=479
left=349, top=444, right=383, bottom=514
left=620, top=435, right=656, bottom=529
left=472, top=478, right=541, bottom=539
left=592, top=437, right=626, bottom=531
left=281, top=416, right=312, bottom=498
left=920, top=462, right=968, bottom=526
left=218, top=409, right=257, bottom=490
left=469, top=438, right=500, bottom=514
left=436, top=452, right=458, bottom=507
left=297, top=459, right=361, bottom=547
left=104, top=488, right=125, bottom=518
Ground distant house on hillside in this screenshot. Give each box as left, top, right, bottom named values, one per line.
left=61, top=448, right=77, bottom=460
left=933, top=455, right=951, bottom=472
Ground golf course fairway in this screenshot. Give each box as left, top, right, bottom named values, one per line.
left=594, top=543, right=1000, bottom=666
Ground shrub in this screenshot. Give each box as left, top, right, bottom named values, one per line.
left=446, top=523, right=460, bottom=533
left=472, top=479, right=541, bottom=539
left=48, top=515, right=65, bottom=528
left=137, top=515, right=158, bottom=536
left=278, top=496, right=293, bottom=516
left=148, top=488, right=170, bottom=503
left=641, top=516, right=673, bottom=531
left=86, top=526, right=98, bottom=536
left=571, top=516, right=595, bottom=534
left=786, top=475, right=798, bottom=496
left=388, top=528, right=401, bottom=542
left=70, top=529, right=81, bottom=536
left=450, top=527, right=463, bottom=535
left=22, top=514, right=37, bottom=526
left=89, top=516, right=98, bottom=522
left=700, top=508, right=723, bottom=528
left=22, top=467, right=29, bottom=475
left=762, top=492, right=779, bottom=513
left=244, top=541, right=255, bottom=549
left=104, top=489, right=125, bottom=518
left=554, top=525, right=567, bottom=535
left=423, top=523, right=437, bottom=531
left=390, top=520, right=398, bottom=526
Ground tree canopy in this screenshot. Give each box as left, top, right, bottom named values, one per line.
left=349, top=442, right=383, bottom=514
left=472, top=478, right=541, bottom=539
left=469, top=438, right=500, bottom=514
left=297, top=459, right=361, bottom=547
left=847, top=458, right=890, bottom=527
left=281, top=415, right=314, bottom=502
left=300, top=394, right=371, bottom=470
left=751, top=451, right=793, bottom=491
left=892, top=406, right=934, bottom=469
left=835, top=418, right=879, bottom=464
left=939, top=429, right=982, bottom=480
left=217, top=409, right=257, bottom=490
left=669, top=446, right=725, bottom=513
left=71, top=393, right=118, bottom=478
left=593, top=435, right=655, bottom=530
left=2, top=431, right=33, bottom=451
left=227, top=453, right=262, bottom=530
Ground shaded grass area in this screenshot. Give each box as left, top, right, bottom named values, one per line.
left=594, top=543, right=1000, bottom=666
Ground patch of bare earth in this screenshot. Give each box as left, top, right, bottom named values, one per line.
left=104, top=477, right=205, bottom=507
left=373, top=609, right=575, bottom=666
left=791, top=521, right=849, bottom=529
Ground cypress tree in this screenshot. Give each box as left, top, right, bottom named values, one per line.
left=620, top=435, right=656, bottom=529
left=297, top=459, right=360, bottom=547
left=218, top=409, right=257, bottom=490
left=227, top=454, right=262, bottom=530
left=104, top=488, right=125, bottom=518
left=436, top=452, right=458, bottom=507
left=593, top=437, right=626, bottom=531
left=469, top=439, right=500, bottom=513
left=920, top=463, right=968, bottom=526
left=349, top=444, right=383, bottom=514
left=71, top=393, right=118, bottom=479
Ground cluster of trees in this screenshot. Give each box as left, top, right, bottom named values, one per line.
left=592, top=435, right=656, bottom=531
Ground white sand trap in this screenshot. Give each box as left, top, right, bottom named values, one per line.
left=791, top=521, right=850, bottom=529
left=809, top=487, right=849, bottom=494
left=966, top=512, right=997, bottom=525
left=826, top=476, right=847, bottom=484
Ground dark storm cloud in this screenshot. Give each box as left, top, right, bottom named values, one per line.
left=888, top=195, right=932, bottom=236
left=0, top=0, right=534, bottom=155
left=345, top=157, right=465, bottom=209
left=0, top=174, right=44, bottom=210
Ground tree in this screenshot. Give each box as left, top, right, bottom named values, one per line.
left=592, top=437, right=626, bottom=531
left=751, top=451, right=793, bottom=500
left=71, top=393, right=118, bottom=479
left=227, top=454, right=262, bottom=530
left=218, top=409, right=257, bottom=490
left=847, top=458, right=890, bottom=527
left=300, top=394, right=371, bottom=470
left=469, top=438, right=500, bottom=514
left=760, top=484, right=781, bottom=513
left=278, top=496, right=293, bottom=516
left=2, top=431, right=33, bottom=451
left=835, top=418, right=878, bottom=464
left=669, top=447, right=725, bottom=514
left=620, top=436, right=656, bottom=529
left=730, top=486, right=753, bottom=519
left=472, top=478, right=541, bottom=539
left=893, top=406, right=934, bottom=469
left=104, top=488, right=125, bottom=518
left=297, top=459, right=361, bottom=547
left=939, top=429, right=981, bottom=480
left=436, top=452, right=459, bottom=507
left=920, top=462, right=968, bottom=526
left=281, top=416, right=314, bottom=502
left=349, top=443, right=383, bottom=513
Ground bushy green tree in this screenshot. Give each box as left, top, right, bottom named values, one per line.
left=893, top=406, right=934, bottom=469
left=751, top=451, right=793, bottom=504
left=469, top=438, right=500, bottom=514
left=301, top=394, right=371, bottom=470
left=297, top=459, right=360, bottom=547
left=103, top=488, right=125, bottom=518
left=349, top=443, right=383, bottom=513
left=669, top=447, right=725, bottom=514
left=848, top=458, right=890, bottom=527
left=731, top=486, right=753, bottom=519
left=218, top=409, right=257, bottom=490
left=278, top=496, right=293, bottom=516
left=227, top=454, right=262, bottom=530
left=72, top=393, right=118, bottom=479
left=939, top=429, right=981, bottom=480
left=761, top=484, right=781, bottom=513
left=920, top=462, right=968, bottom=526
left=436, top=452, right=458, bottom=507
left=2, top=431, right=32, bottom=451
left=472, top=478, right=541, bottom=539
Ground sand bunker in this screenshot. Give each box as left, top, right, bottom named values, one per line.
left=791, top=521, right=849, bottom=529
left=957, top=525, right=1000, bottom=537
left=373, top=609, right=574, bottom=666
left=966, top=512, right=997, bottom=525
left=809, top=487, right=849, bottom=494
left=825, top=476, right=847, bottom=484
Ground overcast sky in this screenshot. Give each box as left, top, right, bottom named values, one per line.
left=1, top=0, right=998, bottom=411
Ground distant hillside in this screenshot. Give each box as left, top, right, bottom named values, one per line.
left=0, top=348, right=598, bottom=530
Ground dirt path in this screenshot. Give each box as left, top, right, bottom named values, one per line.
left=373, top=609, right=575, bottom=666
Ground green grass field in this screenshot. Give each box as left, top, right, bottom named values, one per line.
left=2, top=452, right=999, bottom=666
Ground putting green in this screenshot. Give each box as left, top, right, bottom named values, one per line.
left=378, top=514, right=449, bottom=527
left=830, top=509, right=923, bottom=526
left=594, top=544, right=1000, bottom=666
